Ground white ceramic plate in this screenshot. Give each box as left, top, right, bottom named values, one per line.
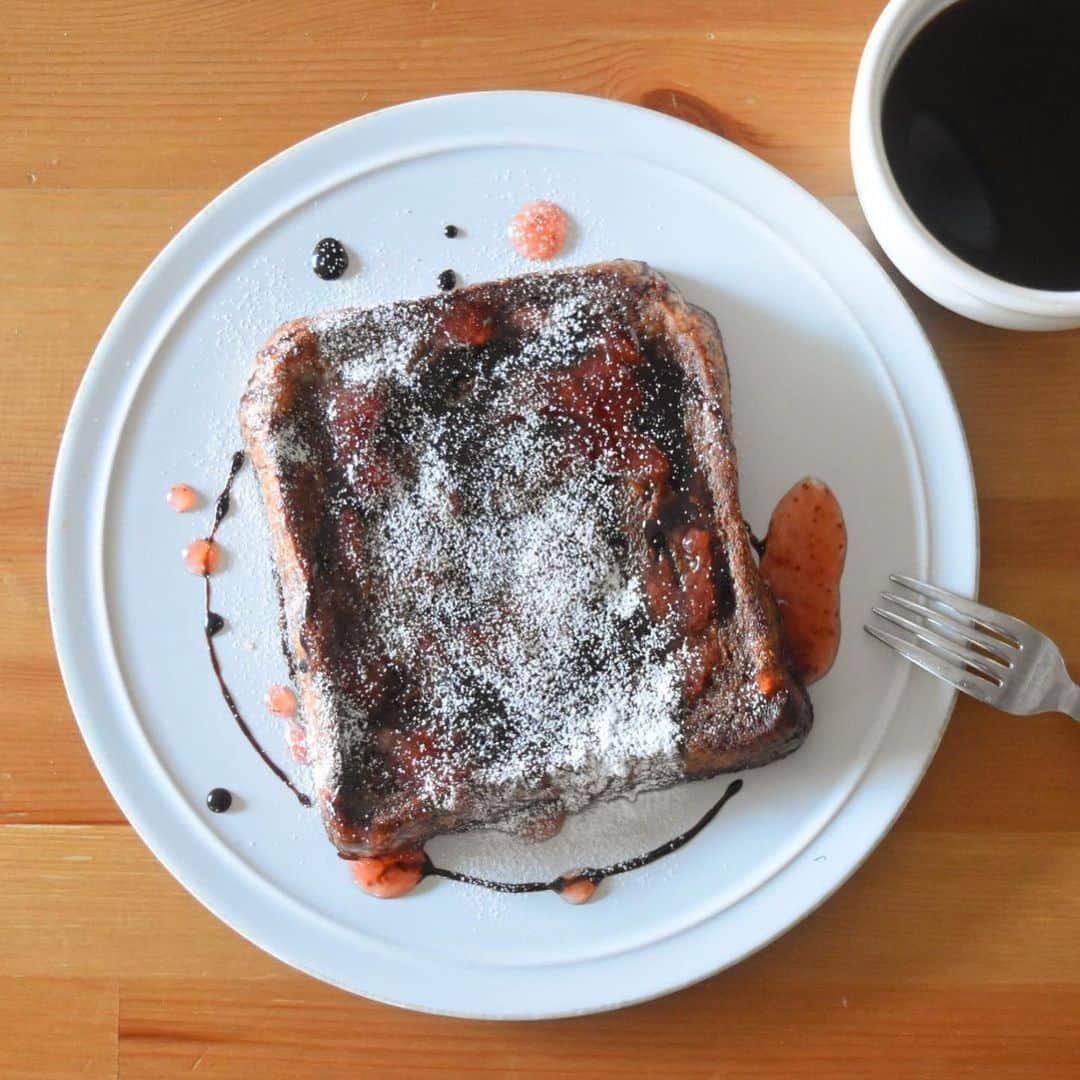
left=48, top=92, right=977, bottom=1019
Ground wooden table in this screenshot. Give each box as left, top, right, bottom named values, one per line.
left=3, top=1, right=1078, bottom=1075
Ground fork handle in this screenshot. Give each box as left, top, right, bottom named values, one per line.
left=1059, top=681, right=1080, bottom=722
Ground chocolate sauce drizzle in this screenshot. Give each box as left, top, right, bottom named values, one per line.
left=417, top=778, right=743, bottom=895
left=202, top=451, right=311, bottom=807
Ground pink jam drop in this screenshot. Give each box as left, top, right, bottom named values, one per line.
left=166, top=483, right=198, bottom=512
left=182, top=538, right=220, bottom=576
left=350, top=850, right=427, bottom=899
left=555, top=872, right=598, bottom=905
left=509, top=200, right=569, bottom=260
left=265, top=684, right=298, bottom=718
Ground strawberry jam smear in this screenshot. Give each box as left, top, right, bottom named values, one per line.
left=760, top=478, right=847, bottom=684
left=544, top=331, right=725, bottom=695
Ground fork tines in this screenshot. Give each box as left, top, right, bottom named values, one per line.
left=865, top=574, right=1020, bottom=702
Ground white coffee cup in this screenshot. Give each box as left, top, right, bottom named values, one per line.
left=850, top=0, right=1080, bottom=331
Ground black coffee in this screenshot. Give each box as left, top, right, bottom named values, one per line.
left=882, top=0, right=1080, bottom=291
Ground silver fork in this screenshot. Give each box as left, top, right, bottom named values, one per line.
left=866, top=574, right=1080, bottom=721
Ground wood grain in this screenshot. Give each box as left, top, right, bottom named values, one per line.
left=0, top=979, right=118, bottom=1080
left=114, top=978, right=1080, bottom=1079
left=2, top=0, right=1079, bottom=1076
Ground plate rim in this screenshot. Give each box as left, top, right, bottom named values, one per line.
left=47, top=90, right=978, bottom=1019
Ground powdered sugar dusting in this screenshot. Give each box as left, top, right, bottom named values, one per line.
left=241, top=262, right=780, bottom=849
left=367, top=409, right=683, bottom=808
left=302, top=268, right=691, bottom=826
left=317, top=305, right=437, bottom=387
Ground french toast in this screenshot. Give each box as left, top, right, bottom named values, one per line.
left=240, top=261, right=812, bottom=857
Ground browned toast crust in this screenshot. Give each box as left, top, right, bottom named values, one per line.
left=241, top=261, right=811, bottom=856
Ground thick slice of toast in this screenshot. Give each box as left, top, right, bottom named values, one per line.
left=241, top=261, right=811, bottom=857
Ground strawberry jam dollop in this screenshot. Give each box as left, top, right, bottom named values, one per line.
left=555, top=872, right=598, bottom=905
left=182, top=538, right=220, bottom=575
left=350, top=849, right=428, bottom=899
left=441, top=297, right=496, bottom=346
left=546, top=331, right=645, bottom=457
left=286, top=724, right=308, bottom=764
left=166, top=483, right=198, bottom=512
left=671, top=526, right=716, bottom=635
left=760, top=477, right=847, bottom=684
left=265, top=684, right=298, bottom=718
left=509, top=200, right=570, bottom=261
